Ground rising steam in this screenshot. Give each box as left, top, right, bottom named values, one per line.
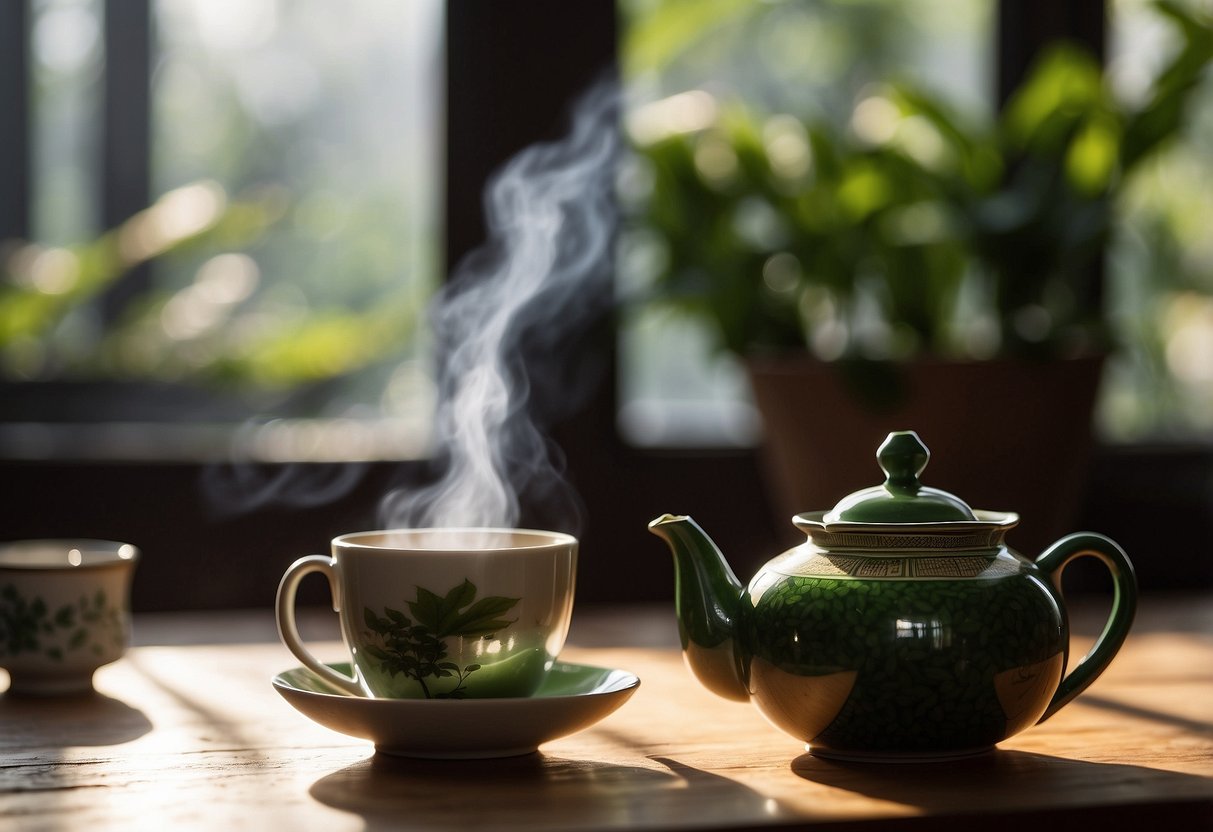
left=379, top=80, right=620, bottom=531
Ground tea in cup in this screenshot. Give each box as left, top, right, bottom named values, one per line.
left=0, top=539, right=139, bottom=696
left=276, top=528, right=577, bottom=699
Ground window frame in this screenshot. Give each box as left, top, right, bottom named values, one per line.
left=1, top=0, right=1207, bottom=610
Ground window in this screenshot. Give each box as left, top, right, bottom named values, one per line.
left=618, top=0, right=996, bottom=447
left=3, top=0, right=443, bottom=462
left=618, top=0, right=1213, bottom=446
left=1, top=1, right=1208, bottom=609
left=1103, top=0, right=1213, bottom=439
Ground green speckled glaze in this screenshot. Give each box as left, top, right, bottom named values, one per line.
left=648, top=430, right=1137, bottom=761
left=743, top=560, right=1066, bottom=756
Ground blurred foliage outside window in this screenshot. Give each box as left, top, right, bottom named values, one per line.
left=617, top=0, right=996, bottom=446
left=1, top=0, right=441, bottom=460
left=618, top=0, right=1213, bottom=445
left=1104, top=0, right=1213, bottom=439
left=6, top=0, right=1209, bottom=459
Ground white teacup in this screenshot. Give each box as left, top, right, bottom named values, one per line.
left=276, top=528, right=577, bottom=699
left=0, top=539, right=139, bottom=696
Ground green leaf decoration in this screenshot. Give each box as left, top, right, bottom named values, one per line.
left=361, top=579, right=523, bottom=698
left=54, top=605, right=75, bottom=628
left=433, top=579, right=476, bottom=632
left=443, top=579, right=477, bottom=613
left=0, top=584, right=120, bottom=660
left=363, top=644, right=391, bottom=661
left=446, top=595, right=520, bottom=637
left=407, top=586, right=445, bottom=632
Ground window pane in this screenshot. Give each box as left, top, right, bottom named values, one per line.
left=1102, top=0, right=1213, bottom=439
left=145, top=0, right=442, bottom=455
left=30, top=0, right=103, bottom=246
left=619, top=0, right=995, bottom=447
left=4, top=1, right=442, bottom=462
left=2, top=0, right=104, bottom=392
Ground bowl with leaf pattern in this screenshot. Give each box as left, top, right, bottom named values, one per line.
left=0, top=539, right=139, bottom=696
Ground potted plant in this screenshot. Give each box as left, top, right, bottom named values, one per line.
left=626, top=1, right=1213, bottom=552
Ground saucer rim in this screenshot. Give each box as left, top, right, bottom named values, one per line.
left=271, top=659, right=641, bottom=757
left=271, top=659, right=640, bottom=704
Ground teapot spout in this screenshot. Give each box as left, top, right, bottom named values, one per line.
left=648, top=514, right=749, bottom=702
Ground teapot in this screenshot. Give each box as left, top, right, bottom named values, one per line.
left=649, top=430, right=1136, bottom=762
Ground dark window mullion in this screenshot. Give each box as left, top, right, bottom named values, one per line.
left=997, top=0, right=1106, bottom=107
left=995, top=0, right=1107, bottom=309
left=0, top=0, right=30, bottom=243
left=100, top=0, right=152, bottom=323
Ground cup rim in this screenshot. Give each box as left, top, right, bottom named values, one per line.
left=0, top=539, right=140, bottom=572
left=333, top=527, right=577, bottom=555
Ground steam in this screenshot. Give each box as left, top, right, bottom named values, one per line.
left=198, top=80, right=619, bottom=527
left=201, top=457, right=368, bottom=516
left=379, top=80, right=620, bottom=531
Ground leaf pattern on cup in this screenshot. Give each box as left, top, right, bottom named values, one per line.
left=0, top=584, right=124, bottom=661
left=362, top=579, right=520, bottom=699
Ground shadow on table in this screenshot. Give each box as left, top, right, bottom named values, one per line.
left=792, top=749, right=1213, bottom=828
left=311, top=752, right=784, bottom=829
left=0, top=689, right=152, bottom=747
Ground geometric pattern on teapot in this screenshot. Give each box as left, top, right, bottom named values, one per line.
left=780, top=552, right=1024, bottom=581
left=805, top=529, right=1007, bottom=551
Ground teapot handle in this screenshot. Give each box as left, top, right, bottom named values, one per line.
left=1034, top=532, right=1137, bottom=723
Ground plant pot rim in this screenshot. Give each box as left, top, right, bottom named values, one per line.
left=742, top=351, right=1108, bottom=373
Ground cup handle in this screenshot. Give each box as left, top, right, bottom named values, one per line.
left=275, top=555, right=363, bottom=696
left=1034, top=532, right=1137, bottom=723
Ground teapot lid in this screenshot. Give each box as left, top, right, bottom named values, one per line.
left=823, top=431, right=977, bottom=523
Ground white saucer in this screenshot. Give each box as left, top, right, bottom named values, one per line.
left=272, top=661, right=640, bottom=759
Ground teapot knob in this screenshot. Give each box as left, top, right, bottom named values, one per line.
left=877, top=431, right=929, bottom=495
left=824, top=429, right=975, bottom=522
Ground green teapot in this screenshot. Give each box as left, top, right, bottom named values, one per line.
left=649, top=430, right=1136, bottom=762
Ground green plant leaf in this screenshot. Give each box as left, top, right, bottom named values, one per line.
left=1066, top=115, right=1120, bottom=195
left=623, top=0, right=756, bottom=76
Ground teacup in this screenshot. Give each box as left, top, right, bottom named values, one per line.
left=0, top=539, right=139, bottom=696
left=276, top=528, right=577, bottom=699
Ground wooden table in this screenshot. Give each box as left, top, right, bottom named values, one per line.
left=1, top=595, right=1211, bottom=830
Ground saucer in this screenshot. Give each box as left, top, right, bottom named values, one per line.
left=272, top=661, right=640, bottom=759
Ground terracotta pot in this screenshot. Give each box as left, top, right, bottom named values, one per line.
left=745, top=354, right=1105, bottom=558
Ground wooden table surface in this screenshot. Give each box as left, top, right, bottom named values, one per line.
left=1, top=595, right=1211, bottom=831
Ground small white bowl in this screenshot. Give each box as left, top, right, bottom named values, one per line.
left=0, top=539, right=139, bottom=696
